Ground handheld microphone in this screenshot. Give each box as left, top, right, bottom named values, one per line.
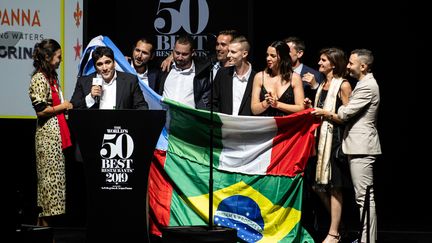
left=92, top=77, right=103, bottom=103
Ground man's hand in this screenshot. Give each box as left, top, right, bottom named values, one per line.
left=160, top=53, right=174, bottom=72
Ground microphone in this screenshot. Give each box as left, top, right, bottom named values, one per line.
left=92, top=77, right=103, bottom=103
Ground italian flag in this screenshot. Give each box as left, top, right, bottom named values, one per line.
left=149, top=99, right=319, bottom=242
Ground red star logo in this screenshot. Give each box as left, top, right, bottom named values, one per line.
left=73, top=2, right=82, bottom=27
left=73, top=38, right=82, bottom=60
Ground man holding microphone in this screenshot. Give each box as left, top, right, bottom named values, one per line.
left=71, top=46, right=148, bottom=110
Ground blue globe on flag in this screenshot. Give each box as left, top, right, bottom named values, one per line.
left=214, top=195, right=264, bottom=242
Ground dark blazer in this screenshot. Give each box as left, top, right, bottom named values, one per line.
left=71, top=71, right=148, bottom=109
left=128, top=59, right=160, bottom=92
left=212, top=66, right=256, bottom=116
left=301, top=64, right=324, bottom=103
left=147, top=68, right=160, bottom=92
left=158, top=59, right=211, bottom=110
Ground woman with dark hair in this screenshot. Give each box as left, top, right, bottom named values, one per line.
left=28, top=38, right=73, bottom=226
left=251, top=40, right=304, bottom=116
left=305, top=47, right=352, bottom=243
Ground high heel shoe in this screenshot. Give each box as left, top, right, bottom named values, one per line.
left=322, top=233, right=341, bottom=243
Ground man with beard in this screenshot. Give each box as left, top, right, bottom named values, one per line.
left=128, top=37, right=160, bottom=91
left=337, top=49, right=381, bottom=243
left=160, top=30, right=238, bottom=79
left=159, top=35, right=211, bottom=110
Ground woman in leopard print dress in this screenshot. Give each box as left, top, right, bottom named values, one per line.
left=28, top=39, right=73, bottom=226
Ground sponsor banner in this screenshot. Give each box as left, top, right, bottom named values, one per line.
left=0, top=0, right=83, bottom=118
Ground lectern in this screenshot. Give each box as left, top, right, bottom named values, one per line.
left=69, top=109, right=165, bottom=243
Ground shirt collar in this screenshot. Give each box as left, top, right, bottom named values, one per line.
left=130, top=60, right=148, bottom=77
left=293, top=63, right=303, bottom=74
left=213, top=61, right=222, bottom=71
left=172, top=61, right=195, bottom=74
left=233, top=62, right=252, bottom=82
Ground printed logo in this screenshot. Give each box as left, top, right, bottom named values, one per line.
left=0, top=8, right=44, bottom=60
left=73, top=38, right=81, bottom=60
left=0, top=8, right=41, bottom=27
left=153, top=0, right=211, bottom=57
left=73, top=1, right=82, bottom=27
left=100, top=126, right=134, bottom=190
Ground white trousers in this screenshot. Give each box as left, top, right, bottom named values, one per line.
left=349, top=155, right=377, bottom=243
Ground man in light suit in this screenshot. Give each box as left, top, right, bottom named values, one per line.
left=212, top=36, right=255, bottom=116
left=71, top=46, right=148, bottom=110
left=337, top=49, right=381, bottom=243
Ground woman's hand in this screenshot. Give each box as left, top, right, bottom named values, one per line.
left=311, top=107, right=325, bottom=117
left=303, top=98, right=312, bottom=109
left=265, top=91, right=279, bottom=108
left=63, top=100, right=73, bottom=111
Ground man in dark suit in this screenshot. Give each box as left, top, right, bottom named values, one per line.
left=212, top=36, right=255, bottom=116
left=128, top=37, right=160, bottom=91
left=284, top=37, right=324, bottom=102
left=71, top=46, right=148, bottom=110
left=158, top=35, right=211, bottom=110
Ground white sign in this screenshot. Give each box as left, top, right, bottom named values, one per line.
left=0, top=0, right=83, bottom=118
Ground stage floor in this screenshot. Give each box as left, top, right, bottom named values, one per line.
left=15, top=225, right=432, bottom=243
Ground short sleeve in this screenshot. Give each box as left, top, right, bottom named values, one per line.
left=29, top=72, right=50, bottom=112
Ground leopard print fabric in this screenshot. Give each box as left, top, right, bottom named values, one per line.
left=29, top=72, right=66, bottom=217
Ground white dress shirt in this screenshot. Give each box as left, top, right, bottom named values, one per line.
left=232, top=63, right=252, bottom=115
left=212, top=61, right=221, bottom=79
left=85, top=72, right=117, bottom=109
left=293, top=63, right=303, bottom=75
left=131, top=61, right=149, bottom=87
left=163, top=61, right=196, bottom=108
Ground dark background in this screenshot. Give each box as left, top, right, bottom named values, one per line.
left=5, top=0, right=428, bottom=236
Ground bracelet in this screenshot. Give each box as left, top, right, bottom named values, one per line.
left=52, top=106, right=55, bottom=114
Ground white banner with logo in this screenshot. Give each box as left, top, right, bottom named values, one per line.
left=0, top=0, right=83, bottom=118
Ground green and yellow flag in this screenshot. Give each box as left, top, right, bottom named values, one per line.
left=149, top=99, right=319, bottom=242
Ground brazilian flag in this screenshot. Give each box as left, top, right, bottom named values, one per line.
left=149, top=100, right=317, bottom=242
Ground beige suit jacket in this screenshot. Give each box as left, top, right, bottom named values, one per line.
left=337, top=73, right=382, bottom=155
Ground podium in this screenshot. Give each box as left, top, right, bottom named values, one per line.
left=69, top=110, right=165, bottom=243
